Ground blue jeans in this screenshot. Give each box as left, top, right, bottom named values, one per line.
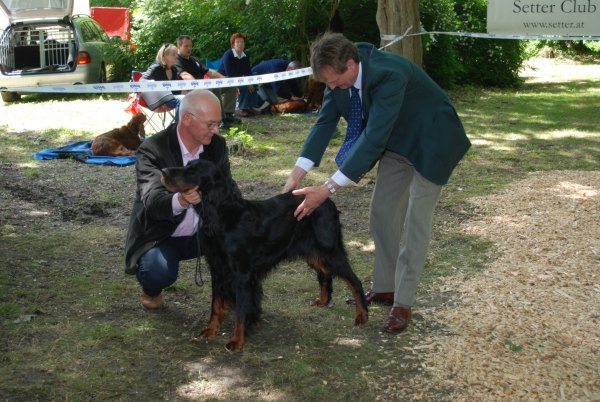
left=257, top=85, right=278, bottom=104
left=237, top=85, right=259, bottom=109
left=136, top=235, right=200, bottom=297
left=165, top=95, right=184, bottom=122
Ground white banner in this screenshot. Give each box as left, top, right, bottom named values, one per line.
left=7, top=67, right=313, bottom=93
left=487, top=0, right=600, bottom=36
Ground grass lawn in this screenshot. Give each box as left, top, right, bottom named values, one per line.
left=0, top=57, right=598, bottom=401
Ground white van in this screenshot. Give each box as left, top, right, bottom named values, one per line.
left=0, top=0, right=114, bottom=102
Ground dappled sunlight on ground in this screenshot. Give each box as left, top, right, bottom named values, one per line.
left=521, top=57, right=600, bottom=83
left=553, top=180, right=598, bottom=199
left=348, top=239, right=375, bottom=252
left=0, top=98, right=131, bottom=134
left=331, top=337, right=364, bottom=348
left=178, top=360, right=286, bottom=401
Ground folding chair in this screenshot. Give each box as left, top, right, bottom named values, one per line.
left=130, top=70, right=176, bottom=133
left=205, top=57, right=222, bottom=71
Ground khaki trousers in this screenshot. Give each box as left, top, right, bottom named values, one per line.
left=212, top=87, right=236, bottom=116
left=369, top=151, right=442, bottom=307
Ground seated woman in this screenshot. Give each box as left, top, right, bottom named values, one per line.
left=217, top=32, right=258, bottom=118
left=140, top=43, right=184, bottom=120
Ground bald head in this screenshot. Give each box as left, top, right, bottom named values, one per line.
left=179, top=89, right=221, bottom=123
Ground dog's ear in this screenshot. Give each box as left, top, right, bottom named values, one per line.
left=129, top=113, right=146, bottom=138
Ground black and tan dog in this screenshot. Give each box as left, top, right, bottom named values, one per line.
left=91, top=113, right=146, bottom=156
left=161, top=159, right=368, bottom=352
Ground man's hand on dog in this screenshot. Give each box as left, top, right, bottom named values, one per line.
left=292, top=185, right=330, bottom=221
left=178, top=186, right=201, bottom=208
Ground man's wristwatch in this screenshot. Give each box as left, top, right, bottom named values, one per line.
left=324, top=180, right=336, bottom=194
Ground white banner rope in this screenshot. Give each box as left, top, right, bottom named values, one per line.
left=5, top=67, right=314, bottom=94
left=381, top=29, right=600, bottom=49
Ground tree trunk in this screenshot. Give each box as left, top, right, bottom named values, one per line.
left=376, top=0, right=422, bottom=66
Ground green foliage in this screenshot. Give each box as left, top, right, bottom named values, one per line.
left=90, top=0, right=133, bottom=6
left=527, top=39, right=600, bottom=58
left=97, top=0, right=533, bottom=88
left=121, top=0, right=378, bottom=75
left=240, top=0, right=319, bottom=64
left=130, top=0, right=194, bottom=70
left=0, top=302, right=20, bottom=320
left=242, top=0, right=379, bottom=65
left=420, top=0, right=462, bottom=88
left=337, top=0, right=379, bottom=44
left=105, top=36, right=136, bottom=82
left=421, top=0, right=529, bottom=88
left=222, top=125, right=257, bottom=154
left=504, top=338, right=523, bottom=352
left=453, top=0, right=526, bottom=87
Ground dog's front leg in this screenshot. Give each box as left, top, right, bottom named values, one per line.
left=226, top=320, right=246, bottom=352
left=200, top=295, right=227, bottom=339
left=225, top=272, right=259, bottom=352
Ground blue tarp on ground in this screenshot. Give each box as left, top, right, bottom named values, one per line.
left=33, top=140, right=136, bottom=166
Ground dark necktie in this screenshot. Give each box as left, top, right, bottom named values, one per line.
left=335, top=86, right=362, bottom=166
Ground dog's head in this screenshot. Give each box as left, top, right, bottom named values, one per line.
left=161, top=159, right=219, bottom=193
left=127, top=113, right=147, bottom=140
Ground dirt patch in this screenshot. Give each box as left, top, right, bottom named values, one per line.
left=413, top=170, right=600, bottom=400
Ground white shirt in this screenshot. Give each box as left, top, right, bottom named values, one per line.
left=295, top=62, right=363, bottom=187
left=171, top=127, right=204, bottom=237
left=232, top=48, right=247, bottom=59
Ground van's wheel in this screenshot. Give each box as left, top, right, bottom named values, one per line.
left=1, top=91, right=21, bottom=102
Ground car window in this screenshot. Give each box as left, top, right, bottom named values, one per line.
left=90, top=20, right=110, bottom=42
left=80, top=21, right=103, bottom=42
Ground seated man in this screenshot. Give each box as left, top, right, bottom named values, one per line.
left=251, top=59, right=303, bottom=109
left=124, top=89, right=240, bottom=311
left=176, top=34, right=224, bottom=81
left=174, top=35, right=239, bottom=129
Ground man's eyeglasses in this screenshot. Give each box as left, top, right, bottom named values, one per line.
left=188, top=112, right=221, bottom=130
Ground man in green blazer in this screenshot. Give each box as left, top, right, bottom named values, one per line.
left=124, top=89, right=239, bottom=311
left=283, top=33, right=470, bottom=334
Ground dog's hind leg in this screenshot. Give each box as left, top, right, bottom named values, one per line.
left=324, top=254, right=369, bottom=325
left=200, top=295, right=228, bottom=339
left=307, top=256, right=333, bottom=307
left=342, top=276, right=369, bottom=325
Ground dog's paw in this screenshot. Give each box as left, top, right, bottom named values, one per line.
left=312, top=296, right=333, bottom=307
left=354, top=311, right=369, bottom=326
left=200, top=327, right=218, bottom=339
left=225, top=338, right=244, bottom=352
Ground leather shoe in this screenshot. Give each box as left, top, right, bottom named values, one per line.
left=140, top=291, right=164, bottom=311
left=346, top=289, right=394, bottom=305
left=383, top=307, right=412, bottom=334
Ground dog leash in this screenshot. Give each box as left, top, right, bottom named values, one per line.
left=194, top=203, right=204, bottom=287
